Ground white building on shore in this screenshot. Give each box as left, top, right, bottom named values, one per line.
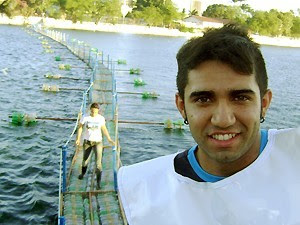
left=182, top=15, right=229, bottom=29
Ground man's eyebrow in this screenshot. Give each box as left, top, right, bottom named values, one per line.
left=230, top=89, right=256, bottom=95
left=188, top=89, right=255, bottom=99
left=189, top=91, right=214, bottom=98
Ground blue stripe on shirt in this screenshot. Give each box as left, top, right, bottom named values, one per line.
left=187, top=129, right=268, bottom=182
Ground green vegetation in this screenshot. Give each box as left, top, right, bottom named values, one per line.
left=203, top=4, right=300, bottom=37
left=0, top=0, right=299, bottom=37
left=203, top=4, right=248, bottom=24
left=0, top=0, right=122, bottom=23
left=127, top=0, right=182, bottom=28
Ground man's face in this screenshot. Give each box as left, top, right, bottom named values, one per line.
left=176, top=60, right=272, bottom=174
left=90, top=107, right=99, bottom=116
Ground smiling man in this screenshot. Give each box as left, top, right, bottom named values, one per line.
left=117, top=24, right=300, bottom=225
left=176, top=60, right=271, bottom=177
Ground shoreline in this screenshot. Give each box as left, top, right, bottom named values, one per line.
left=1, top=14, right=300, bottom=48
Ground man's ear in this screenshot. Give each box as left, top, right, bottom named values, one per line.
left=261, top=89, right=272, bottom=118
left=175, top=93, right=186, bottom=119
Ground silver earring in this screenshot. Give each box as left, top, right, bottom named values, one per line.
left=184, top=118, right=189, bottom=125
left=260, top=117, right=265, bottom=123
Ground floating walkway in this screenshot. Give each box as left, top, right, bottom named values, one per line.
left=32, top=25, right=126, bottom=225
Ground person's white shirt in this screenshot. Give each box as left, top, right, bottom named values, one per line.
left=80, top=114, right=105, bottom=142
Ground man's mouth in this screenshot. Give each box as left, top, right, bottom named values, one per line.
left=211, top=133, right=237, bottom=141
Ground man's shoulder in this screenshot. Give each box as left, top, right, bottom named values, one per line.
left=271, top=127, right=300, bottom=149
left=269, top=127, right=299, bottom=140
left=119, top=153, right=176, bottom=173
left=273, top=127, right=300, bottom=135
left=118, top=154, right=176, bottom=185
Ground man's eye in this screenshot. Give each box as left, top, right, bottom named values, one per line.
left=197, top=97, right=211, bottom=103
left=234, top=95, right=250, bottom=101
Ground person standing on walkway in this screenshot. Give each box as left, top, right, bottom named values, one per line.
left=76, top=102, right=115, bottom=189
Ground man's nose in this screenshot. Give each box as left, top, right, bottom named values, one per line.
left=211, top=100, right=236, bottom=128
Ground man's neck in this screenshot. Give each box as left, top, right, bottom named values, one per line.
left=196, top=134, right=261, bottom=177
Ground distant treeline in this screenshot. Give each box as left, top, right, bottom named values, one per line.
left=0, top=0, right=299, bottom=37
left=203, top=4, right=300, bottom=37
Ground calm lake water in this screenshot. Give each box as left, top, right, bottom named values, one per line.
left=0, top=25, right=299, bottom=224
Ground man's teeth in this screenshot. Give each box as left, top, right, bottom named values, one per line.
left=212, top=133, right=236, bottom=141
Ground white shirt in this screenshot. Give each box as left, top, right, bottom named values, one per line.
left=80, top=114, right=105, bottom=142
left=118, top=128, right=300, bottom=225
